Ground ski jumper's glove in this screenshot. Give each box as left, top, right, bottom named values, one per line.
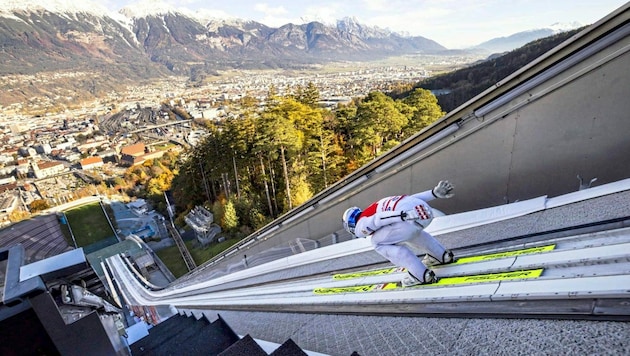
left=432, top=180, right=454, bottom=199
left=401, top=204, right=433, bottom=222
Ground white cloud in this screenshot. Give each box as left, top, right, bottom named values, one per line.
left=252, top=2, right=296, bottom=26
left=361, top=0, right=389, bottom=11
left=356, top=0, right=523, bottom=48
left=254, top=3, right=289, bottom=16
left=193, top=8, right=237, bottom=22
left=301, top=4, right=341, bottom=25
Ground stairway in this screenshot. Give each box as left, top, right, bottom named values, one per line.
left=130, top=313, right=307, bottom=356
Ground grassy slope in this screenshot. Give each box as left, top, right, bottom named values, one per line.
left=156, top=238, right=241, bottom=278
left=64, top=203, right=115, bottom=247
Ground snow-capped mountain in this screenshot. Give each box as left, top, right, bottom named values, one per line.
left=548, top=22, right=583, bottom=32
left=0, top=0, right=151, bottom=73
left=119, top=0, right=191, bottom=19
left=336, top=16, right=392, bottom=38
left=0, top=0, right=109, bottom=15
left=0, top=1, right=450, bottom=107
left=0, top=0, right=446, bottom=75
left=473, top=22, right=584, bottom=53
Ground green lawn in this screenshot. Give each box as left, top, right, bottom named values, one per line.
left=59, top=201, right=243, bottom=279
left=155, top=245, right=189, bottom=278
left=155, top=238, right=242, bottom=278
left=64, top=203, right=115, bottom=247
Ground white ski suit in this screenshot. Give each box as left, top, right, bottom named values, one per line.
left=353, top=189, right=448, bottom=280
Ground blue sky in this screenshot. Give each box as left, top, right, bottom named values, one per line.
left=103, top=0, right=628, bottom=48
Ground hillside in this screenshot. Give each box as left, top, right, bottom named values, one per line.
left=0, top=3, right=446, bottom=76
left=413, top=29, right=584, bottom=113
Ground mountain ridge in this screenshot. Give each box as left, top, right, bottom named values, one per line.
left=0, top=1, right=584, bottom=109
left=472, top=21, right=582, bottom=53
left=0, top=2, right=447, bottom=73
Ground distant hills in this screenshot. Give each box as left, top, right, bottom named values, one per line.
left=414, top=28, right=585, bottom=113
left=472, top=22, right=583, bottom=53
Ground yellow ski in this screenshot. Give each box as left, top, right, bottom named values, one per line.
left=332, top=244, right=555, bottom=280
left=315, top=269, right=544, bottom=295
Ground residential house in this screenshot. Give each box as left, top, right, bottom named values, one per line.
left=59, top=151, right=81, bottom=163
left=0, top=182, right=18, bottom=194
left=0, top=164, right=16, bottom=176
left=35, top=143, right=52, bottom=155
left=0, top=183, right=19, bottom=215
left=76, top=139, right=109, bottom=154
left=32, top=161, right=66, bottom=179
left=80, top=156, right=104, bottom=170
left=0, top=193, right=18, bottom=214
left=16, top=159, right=29, bottom=177
left=0, top=177, right=16, bottom=185
left=120, top=143, right=147, bottom=167
left=18, top=147, right=37, bottom=158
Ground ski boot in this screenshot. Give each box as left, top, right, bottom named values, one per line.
left=401, top=269, right=439, bottom=287
left=422, top=250, right=455, bottom=267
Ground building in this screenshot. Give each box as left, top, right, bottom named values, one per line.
left=16, top=159, right=30, bottom=176
left=32, top=161, right=66, bottom=179
left=99, top=149, right=118, bottom=164
left=121, top=142, right=146, bottom=157
left=120, top=143, right=146, bottom=167
left=18, top=147, right=37, bottom=158
left=76, top=140, right=109, bottom=154
left=79, top=156, right=104, bottom=170
left=185, top=206, right=221, bottom=245
left=119, top=143, right=167, bottom=167
left=0, top=153, right=14, bottom=164
left=0, top=193, right=18, bottom=213
left=141, top=150, right=165, bottom=162
left=0, top=177, right=16, bottom=185
left=35, top=143, right=52, bottom=155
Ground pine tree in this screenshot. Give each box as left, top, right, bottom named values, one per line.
left=222, top=199, right=239, bottom=232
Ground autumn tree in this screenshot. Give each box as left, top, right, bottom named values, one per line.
left=169, top=84, right=444, bottom=237
left=9, top=210, right=30, bottom=223
left=353, top=91, right=408, bottom=165
left=30, top=199, right=50, bottom=212
left=258, top=96, right=305, bottom=210
left=401, top=88, right=445, bottom=136
left=222, top=199, right=239, bottom=232
left=293, top=82, right=320, bottom=108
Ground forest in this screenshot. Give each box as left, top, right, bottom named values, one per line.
left=166, top=84, right=444, bottom=237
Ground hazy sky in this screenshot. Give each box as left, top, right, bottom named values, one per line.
left=102, top=0, right=628, bottom=48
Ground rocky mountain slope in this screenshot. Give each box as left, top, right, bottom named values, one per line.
left=0, top=1, right=449, bottom=108
left=0, top=1, right=446, bottom=77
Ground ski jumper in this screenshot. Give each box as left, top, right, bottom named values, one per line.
left=354, top=189, right=448, bottom=280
